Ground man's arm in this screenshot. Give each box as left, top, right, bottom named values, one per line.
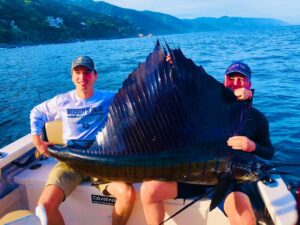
left=227, top=136, right=256, bottom=152
left=227, top=134, right=274, bottom=160
left=30, top=96, right=60, bottom=156
left=227, top=90, right=274, bottom=159
left=227, top=110, right=274, bottom=160
left=32, top=134, right=51, bottom=157
left=227, top=87, right=255, bottom=151
left=251, top=111, right=274, bottom=159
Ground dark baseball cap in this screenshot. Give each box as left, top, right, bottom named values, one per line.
left=71, top=56, right=95, bottom=71
left=224, top=62, right=251, bottom=80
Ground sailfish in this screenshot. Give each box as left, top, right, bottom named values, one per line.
left=48, top=42, right=273, bottom=209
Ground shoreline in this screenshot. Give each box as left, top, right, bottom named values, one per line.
left=0, top=39, right=100, bottom=49
left=0, top=35, right=140, bottom=49
left=2, top=25, right=297, bottom=49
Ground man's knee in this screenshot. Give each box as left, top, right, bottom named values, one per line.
left=141, top=181, right=177, bottom=204
left=38, top=185, right=64, bottom=212
left=140, top=182, right=159, bottom=203
left=120, top=184, right=135, bottom=203
left=109, top=183, right=136, bottom=203
left=224, top=191, right=256, bottom=225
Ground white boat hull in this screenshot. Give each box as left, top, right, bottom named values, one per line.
left=13, top=158, right=229, bottom=225
left=0, top=134, right=298, bottom=225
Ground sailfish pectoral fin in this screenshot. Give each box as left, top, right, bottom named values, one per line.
left=209, top=172, right=235, bottom=211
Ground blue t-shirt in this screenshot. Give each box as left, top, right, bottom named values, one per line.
left=30, top=90, right=115, bottom=144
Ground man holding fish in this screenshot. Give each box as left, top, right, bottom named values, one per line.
left=140, top=61, right=274, bottom=225
left=30, top=56, right=135, bottom=225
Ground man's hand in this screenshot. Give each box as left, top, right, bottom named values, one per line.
left=227, top=136, right=256, bottom=152
left=32, top=134, right=52, bottom=157
left=166, top=55, right=173, bottom=65
left=234, top=88, right=252, bottom=100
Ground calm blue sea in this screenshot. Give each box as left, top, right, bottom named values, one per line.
left=1, top=26, right=300, bottom=185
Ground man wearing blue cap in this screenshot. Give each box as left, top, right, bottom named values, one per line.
left=224, top=61, right=252, bottom=100
left=30, top=56, right=135, bottom=225
left=222, top=61, right=274, bottom=225
left=140, top=61, right=274, bottom=225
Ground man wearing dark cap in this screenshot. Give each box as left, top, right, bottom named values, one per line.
left=140, top=61, right=274, bottom=225
left=222, top=61, right=274, bottom=225
left=30, top=56, right=135, bottom=225
left=224, top=61, right=253, bottom=100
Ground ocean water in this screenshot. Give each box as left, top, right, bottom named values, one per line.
left=1, top=26, right=300, bottom=185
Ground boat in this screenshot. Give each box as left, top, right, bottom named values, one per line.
left=0, top=44, right=298, bottom=225
left=0, top=122, right=298, bottom=225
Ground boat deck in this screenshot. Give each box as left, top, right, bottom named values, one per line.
left=13, top=157, right=230, bottom=225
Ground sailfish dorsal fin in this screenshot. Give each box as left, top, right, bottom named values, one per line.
left=94, top=42, right=249, bottom=155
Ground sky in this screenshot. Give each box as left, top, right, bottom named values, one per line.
left=99, top=0, right=300, bottom=25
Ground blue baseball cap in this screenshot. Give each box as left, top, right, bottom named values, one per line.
left=224, top=62, right=251, bottom=80
left=71, top=56, right=96, bottom=71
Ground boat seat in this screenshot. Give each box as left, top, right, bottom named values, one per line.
left=0, top=210, right=41, bottom=225
left=0, top=210, right=31, bottom=223
left=43, top=120, right=63, bottom=145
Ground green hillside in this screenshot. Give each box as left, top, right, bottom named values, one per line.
left=0, top=0, right=137, bottom=45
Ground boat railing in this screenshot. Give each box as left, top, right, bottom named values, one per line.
left=0, top=134, right=34, bottom=181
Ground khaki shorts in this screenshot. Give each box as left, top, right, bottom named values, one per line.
left=46, top=161, right=110, bottom=198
